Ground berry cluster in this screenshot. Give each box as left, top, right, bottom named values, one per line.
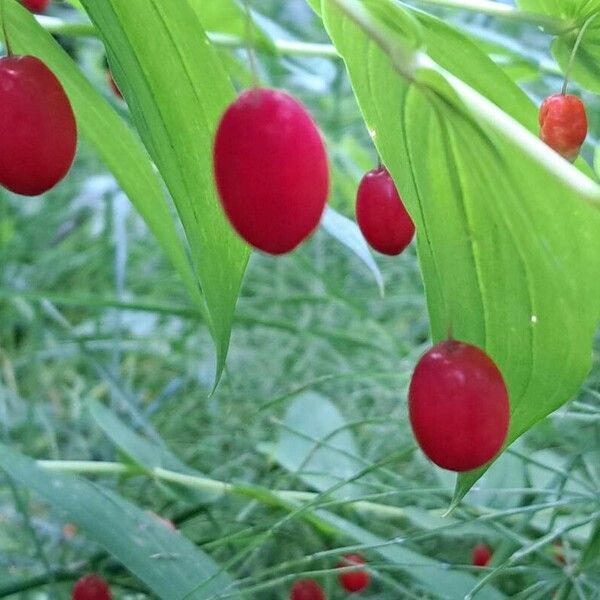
left=289, top=553, right=370, bottom=599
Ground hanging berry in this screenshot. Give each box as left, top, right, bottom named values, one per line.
left=290, top=579, right=326, bottom=600
left=107, top=71, right=123, bottom=99
left=408, top=340, right=510, bottom=472
left=471, top=543, right=493, bottom=567
left=214, top=88, right=329, bottom=254
left=337, top=553, right=370, bottom=593
left=539, top=94, right=587, bottom=162
left=356, top=166, right=415, bottom=255
left=20, top=0, right=50, bottom=12
left=0, top=55, right=77, bottom=195
left=72, top=574, right=112, bottom=600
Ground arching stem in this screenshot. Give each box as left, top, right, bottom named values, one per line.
left=561, top=13, right=600, bottom=95
left=243, top=0, right=259, bottom=88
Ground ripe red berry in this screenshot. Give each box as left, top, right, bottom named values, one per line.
left=539, top=94, right=587, bottom=161
left=72, top=574, right=112, bottom=600
left=213, top=88, right=329, bottom=254
left=337, top=553, right=370, bottom=593
left=472, top=543, right=492, bottom=567
left=290, top=579, right=326, bottom=600
left=356, top=166, right=415, bottom=256
left=408, top=340, right=510, bottom=472
left=107, top=71, right=123, bottom=99
left=20, top=0, right=50, bottom=12
left=0, top=55, right=77, bottom=196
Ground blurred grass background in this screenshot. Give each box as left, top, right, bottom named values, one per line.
left=1, top=0, right=600, bottom=598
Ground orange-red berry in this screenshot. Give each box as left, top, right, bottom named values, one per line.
left=72, top=574, right=112, bottom=600
left=20, top=0, right=50, bottom=12
left=539, top=94, right=587, bottom=161
left=409, top=340, right=510, bottom=472
left=214, top=88, right=329, bottom=254
left=290, top=579, right=326, bottom=600
left=472, top=543, right=493, bottom=567
left=337, top=553, right=370, bottom=593
left=356, top=166, right=414, bottom=256
left=0, top=55, right=77, bottom=195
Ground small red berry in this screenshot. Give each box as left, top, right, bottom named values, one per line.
left=20, top=0, right=50, bottom=12
left=72, top=574, right=112, bottom=600
left=539, top=94, right=587, bottom=161
left=213, top=88, right=329, bottom=254
left=553, top=540, right=566, bottom=565
left=0, top=55, right=77, bottom=196
left=472, top=543, right=492, bottom=567
left=107, top=71, right=123, bottom=99
left=337, top=553, right=370, bottom=593
left=408, top=340, right=510, bottom=472
left=290, top=579, right=326, bottom=600
left=356, top=166, right=415, bottom=255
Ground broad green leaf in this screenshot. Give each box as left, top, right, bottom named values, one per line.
left=78, top=0, right=250, bottom=381
left=0, top=444, right=233, bottom=600
left=90, top=400, right=218, bottom=504
left=275, top=392, right=370, bottom=499
left=321, top=207, right=385, bottom=296
left=0, top=1, right=204, bottom=317
left=517, top=0, right=600, bottom=93
left=317, top=0, right=600, bottom=501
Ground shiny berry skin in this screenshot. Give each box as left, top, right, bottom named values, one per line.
left=290, top=579, right=326, bottom=600
left=0, top=55, right=77, bottom=196
left=337, top=553, right=370, bottom=593
left=107, top=71, right=123, bottom=99
left=472, top=543, right=492, bottom=567
left=72, top=574, right=112, bottom=600
left=539, top=94, right=587, bottom=161
left=213, top=88, right=329, bottom=254
left=356, top=166, right=415, bottom=256
left=20, top=0, right=50, bottom=12
left=408, top=340, right=510, bottom=472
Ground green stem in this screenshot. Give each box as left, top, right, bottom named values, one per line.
left=37, top=460, right=408, bottom=521
left=406, top=0, right=576, bottom=34
left=561, top=12, right=600, bottom=94
left=35, top=15, right=339, bottom=58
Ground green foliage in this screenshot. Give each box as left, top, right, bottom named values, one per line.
left=1, top=0, right=600, bottom=598
left=79, top=0, right=250, bottom=381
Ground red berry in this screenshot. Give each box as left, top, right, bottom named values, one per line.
left=337, top=553, right=370, bottom=593
left=107, top=71, right=123, bottom=99
left=356, top=166, right=415, bottom=255
left=213, top=88, right=329, bottom=254
left=72, top=574, right=112, bottom=600
left=472, top=543, right=492, bottom=567
left=290, top=579, right=326, bottom=600
left=553, top=540, right=566, bottom=565
left=0, top=55, right=77, bottom=196
left=20, top=0, right=50, bottom=12
left=408, top=340, right=510, bottom=472
left=539, top=94, right=587, bottom=161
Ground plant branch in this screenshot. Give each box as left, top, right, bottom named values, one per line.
left=405, top=0, right=576, bottom=34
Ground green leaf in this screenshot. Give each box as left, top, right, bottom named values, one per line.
left=317, top=0, right=600, bottom=501
left=78, top=0, right=250, bottom=381
left=0, top=1, right=204, bottom=318
left=321, top=207, right=385, bottom=296
left=517, top=0, right=600, bottom=93
left=189, top=0, right=275, bottom=53
left=0, top=444, right=233, bottom=600
left=90, top=400, right=218, bottom=504
left=275, top=392, right=370, bottom=499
